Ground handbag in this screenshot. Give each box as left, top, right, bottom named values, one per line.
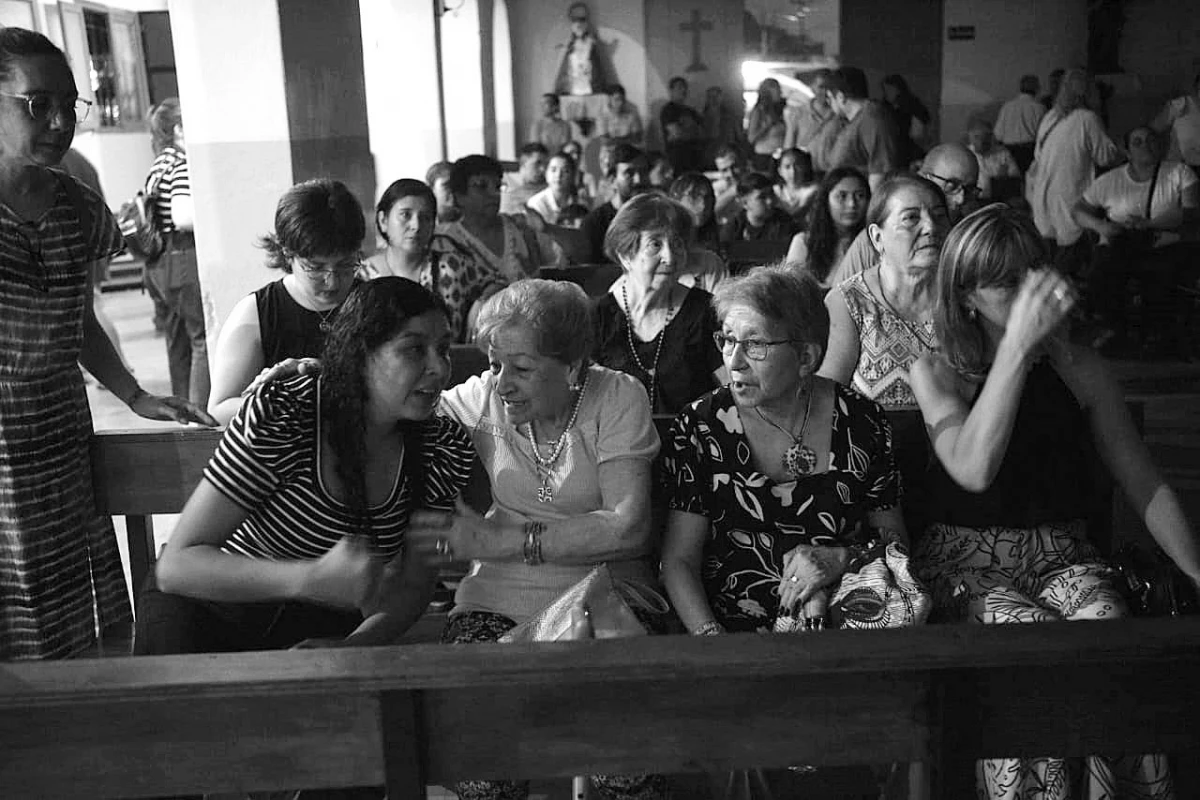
left=116, top=190, right=165, bottom=262
left=828, top=542, right=932, bottom=630
left=498, top=564, right=669, bottom=643
left=1110, top=543, right=1198, bottom=617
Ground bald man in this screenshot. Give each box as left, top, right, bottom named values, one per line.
left=827, top=143, right=980, bottom=286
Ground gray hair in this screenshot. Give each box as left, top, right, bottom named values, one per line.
left=712, top=263, right=830, bottom=362
left=474, top=279, right=594, bottom=366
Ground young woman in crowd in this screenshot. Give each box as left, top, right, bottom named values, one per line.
left=912, top=204, right=1200, bottom=799
left=206, top=179, right=366, bottom=425
left=774, top=147, right=818, bottom=222
left=408, top=279, right=671, bottom=800
left=592, top=193, right=724, bottom=415
left=746, top=77, right=787, bottom=170
left=138, top=278, right=474, bottom=655
left=0, top=28, right=213, bottom=661
left=361, top=178, right=505, bottom=343
left=785, top=166, right=870, bottom=287
left=526, top=152, right=587, bottom=225
left=668, top=171, right=721, bottom=252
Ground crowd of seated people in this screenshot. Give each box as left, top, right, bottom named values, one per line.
left=9, top=19, right=1200, bottom=800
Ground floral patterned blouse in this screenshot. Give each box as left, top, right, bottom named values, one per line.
left=663, top=384, right=901, bottom=632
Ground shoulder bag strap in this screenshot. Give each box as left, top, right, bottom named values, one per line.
left=1144, top=162, right=1161, bottom=220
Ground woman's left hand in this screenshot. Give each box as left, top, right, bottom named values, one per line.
left=129, top=392, right=218, bottom=427
left=779, top=544, right=849, bottom=612
left=409, top=497, right=489, bottom=564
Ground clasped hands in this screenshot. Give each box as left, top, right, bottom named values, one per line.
left=408, top=498, right=489, bottom=564
left=778, top=543, right=849, bottom=614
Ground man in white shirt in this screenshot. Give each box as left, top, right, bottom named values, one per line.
left=994, top=75, right=1046, bottom=173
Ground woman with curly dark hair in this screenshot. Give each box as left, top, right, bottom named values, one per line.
left=785, top=166, right=870, bottom=287
left=135, top=278, right=475, bottom=655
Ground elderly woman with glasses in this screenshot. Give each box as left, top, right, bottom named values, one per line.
left=408, top=278, right=670, bottom=800
left=593, top=192, right=724, bottom=414
left=206, top=179, right=367, bottom=425
left=662, top=265, right=906, bottom=636
left=0, top=28, right=214, bottom=660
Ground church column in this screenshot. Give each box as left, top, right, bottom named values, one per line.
left=169, top=0, right=376, bottom=341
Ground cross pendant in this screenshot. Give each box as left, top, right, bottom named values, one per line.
left=536, top=485, right=553, bottom=503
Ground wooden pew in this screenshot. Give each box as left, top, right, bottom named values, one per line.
left=91, top=405, right=1144, bottom=619
left=3, top=619, right=1200, bottom=798
left=723, top=239, right=792, bottom=274
left=539, top=263, right=623, bottom=296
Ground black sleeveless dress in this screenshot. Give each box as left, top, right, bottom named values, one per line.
left=253, top=279, right=358, bottom=364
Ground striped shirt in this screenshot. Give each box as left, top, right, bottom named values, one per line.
left=205, top=374, right=474, bottom=561
left=144, top=145, right=189, bottom=234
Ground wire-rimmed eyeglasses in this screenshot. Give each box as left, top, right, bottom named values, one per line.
left=0, top=92, right=92, bottom=124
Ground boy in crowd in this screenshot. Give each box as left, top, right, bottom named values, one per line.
left=719, top=172, right=799, bottom=244
left=501, top=142, right=549, bottom=215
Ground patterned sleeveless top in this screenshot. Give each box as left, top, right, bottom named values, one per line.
left=840, top=269, right=937, bottom=408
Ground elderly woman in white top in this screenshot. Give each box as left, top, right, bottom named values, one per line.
left=408, top=278, right=669, bottom=800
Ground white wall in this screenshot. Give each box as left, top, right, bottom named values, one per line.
left=440, top=0, right=487, bottom=159
left=169, top=0, right=293, bottom=341
left=940, top=0, right=1087, bottom=143
left=360, top=0, right=443, bottom=212
left=71, top=130, right=153, bottom=211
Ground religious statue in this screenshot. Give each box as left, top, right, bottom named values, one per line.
left=554, top=2, right=608, bottom=96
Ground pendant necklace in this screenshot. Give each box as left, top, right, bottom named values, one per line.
left=525, top=372, right=589, bottom=503
left=316, top=305, right=338, bottom=333
left=755, top=384, right=817, bottom=479
left=621, top=282, right=676, bottom=411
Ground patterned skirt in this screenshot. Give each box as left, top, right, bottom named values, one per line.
left=915, top=521, right=1173, bottom=800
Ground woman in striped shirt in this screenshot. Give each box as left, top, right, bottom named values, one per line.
left=136, top=278, right=475, bottom=653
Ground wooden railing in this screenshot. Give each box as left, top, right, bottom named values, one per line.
left=3, top=618, right=1200, bottom=797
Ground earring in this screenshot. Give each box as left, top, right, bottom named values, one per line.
left=967, top=307, right=978, bottom=322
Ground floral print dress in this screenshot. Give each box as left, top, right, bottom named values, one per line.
left=663, top=384, right=900, bottom=632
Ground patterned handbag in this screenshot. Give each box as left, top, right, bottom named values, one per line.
left=828, top=541, right=932, bottom=630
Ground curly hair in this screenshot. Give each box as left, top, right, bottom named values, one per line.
left=603, top=191, right=694, bottom=265
left=803, top=167, right=869, bottom=282
left=257, top=179, right=366, bottom=272
left=148, top=98, right=182, bottom=155
left=319, top=277, right=448, bottom=545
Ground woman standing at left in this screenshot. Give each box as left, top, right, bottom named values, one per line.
left=0, top=29, right=213, bottom=660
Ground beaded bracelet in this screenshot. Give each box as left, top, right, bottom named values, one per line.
left=691, top=620, right=724, bottom=636
left=523, top=521, right=545, bottom=566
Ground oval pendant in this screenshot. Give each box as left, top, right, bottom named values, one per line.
left=784, top=443, right=818, bottom=478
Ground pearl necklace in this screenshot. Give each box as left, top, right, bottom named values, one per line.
left=621, top=282, right=676, bottom=411
left=754, top=384, right=817, bottom=479
left=524, top=372, right=589, bottom=503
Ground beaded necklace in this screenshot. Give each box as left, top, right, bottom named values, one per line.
left=754, top=384, right=817, bottom=479
left=621, top=282, right=676, bottom=411
left=524, top=372, right=589, bottom=503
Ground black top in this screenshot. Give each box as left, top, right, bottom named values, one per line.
left=579, top=201, right=619, bottom=264
left=924, top=360, right=1094, bottom=528
left=592, top=287, right=722, bottom=414
left=719, top=208, right=799, bottom=244
left=254, top=278, right=357, bottom=365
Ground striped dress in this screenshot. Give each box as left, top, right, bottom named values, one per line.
left=0, top=174, right=128, bottom=660
left=207, top=374, right=475, bottom=561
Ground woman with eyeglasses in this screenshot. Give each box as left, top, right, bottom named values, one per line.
left=662, top=265, right=907, bottom=637
left=0, top=29, right=214, bottom=660
left=206, top=179, right=366, bottom=425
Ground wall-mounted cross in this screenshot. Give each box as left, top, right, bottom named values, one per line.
left=680, top=8, right=713, bottom=73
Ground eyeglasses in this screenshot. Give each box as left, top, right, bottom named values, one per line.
left=712, top=332, right=798, bottom=361
left=924, top=171, right=979, bottom=199
left=0, top=92, right=92, bottom=124
left=294, top=255, right=362, bottom=279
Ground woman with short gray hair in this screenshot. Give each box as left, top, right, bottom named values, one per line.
left=662, top=264, right=906, bottom=635
left=409, top=277, right=669, bottom=800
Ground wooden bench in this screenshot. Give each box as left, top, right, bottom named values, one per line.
left=91, top=404, right=1144, bottom=619
left=3, top=619, right=1200, bottom=798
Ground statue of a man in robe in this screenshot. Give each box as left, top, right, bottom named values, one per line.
left=555, top=2, right=607, bottom=96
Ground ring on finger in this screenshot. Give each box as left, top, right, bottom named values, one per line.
left=1053, top=286, right=1069, bottom=303
left=435, top=537, right=447, bottom=556
left=789, top=575, right=799, bottom=584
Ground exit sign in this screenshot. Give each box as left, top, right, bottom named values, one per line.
left=948, top=25, right=976, bottom=41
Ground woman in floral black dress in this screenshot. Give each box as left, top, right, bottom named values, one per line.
left=661, top=265, right=906, bottom=634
